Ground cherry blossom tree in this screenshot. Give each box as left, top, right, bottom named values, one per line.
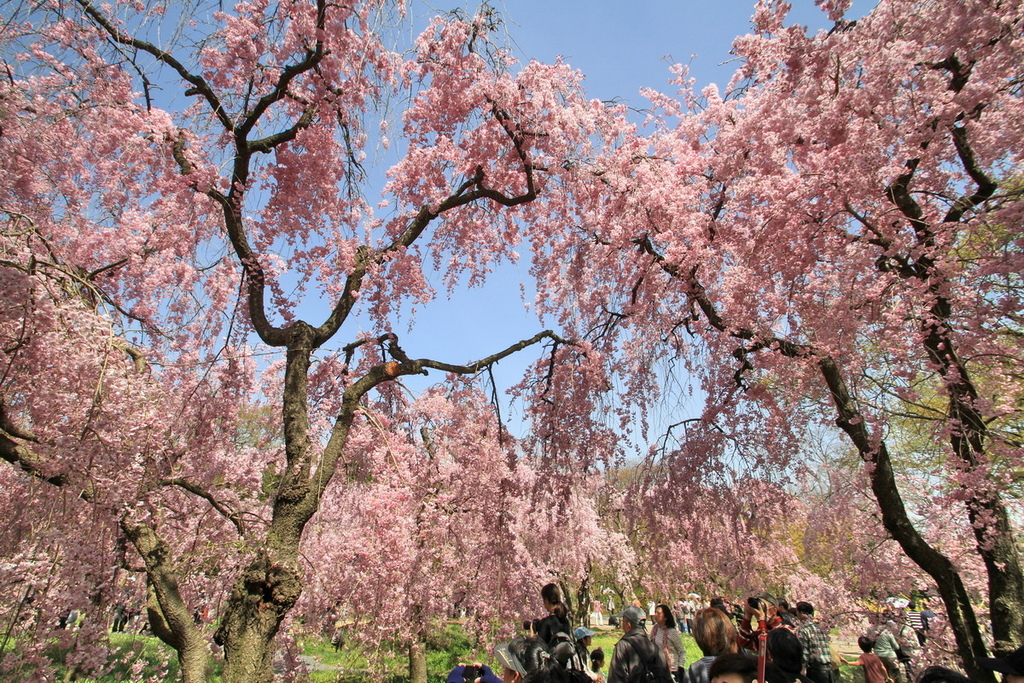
left=292, top=383, right=631, bottom=681
left=0, top=1, right=626, bottom=681
left=530, top=0, right=1024, bottom=677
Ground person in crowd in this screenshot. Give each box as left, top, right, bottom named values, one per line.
left=918, top=604, right=937, bottom=645
left=978, top=643, right=1024, bottom=683
left=915, top=667, right=975, bottom=683
left=890, top=611, right=921, bottom=680
left=777, top=600, right=798, bottom=628
left=738, top=593, right=783, bottom=652
left=572, top=627, right=597, bottom=674
left=530, top=583, right=573, bottom=649
left=608, top=605, right=672, bottom=683
left=906, top=605, right=926, bottom=647
left=842, top=635, right=892, bottom=683
left=679, top=597, right=697, bottom=634
left=710, top=597, right=731, bottom=618
left=684, top=607, right=739, bottom=683
left=651, top=603, right=687, bottom=683
left=765, top=626, right=813, bottom=683
left=111, top=603, right=129, bottom=633
left=869, top=617, right=904, bottom=683
left=709, top=652, right=760, bottom=683
left=794, top=602, right=833, bottom=683
left=448, top=662, right=503, bottom=683
left=496, top=636, right=572, bottom=683
left=591, top=647, right=607, bottom=683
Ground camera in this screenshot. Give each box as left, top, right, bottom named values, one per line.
left=522, top=620, right=533, bottom=631
left=747, top=597, right=763, bottom=610
left=462, top=664, right=481, bottom=682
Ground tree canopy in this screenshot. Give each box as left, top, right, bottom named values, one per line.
left=1, top=0, right=1022, bottom=681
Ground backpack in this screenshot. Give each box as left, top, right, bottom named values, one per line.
left=552, top=633, right=593, bottom=683
left=549, top=630, right=578, bottom=667
left=564, top=668, right=593, bottom=683
left=623, top=634, right=674, bottom=683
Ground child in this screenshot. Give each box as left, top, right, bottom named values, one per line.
left=590, top=647, right=606, bottom=682
left=843, top=636, right=892, bottom=683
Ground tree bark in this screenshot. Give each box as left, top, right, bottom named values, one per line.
left=122, top=519, right=211, bottom=683
left=409, top=637, right=428, bottom=683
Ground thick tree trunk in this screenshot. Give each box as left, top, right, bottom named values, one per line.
left=409, top=637, right=428, bottom=683
left=983, top=503, right=1024, bottom=655
left=573, top=574, right=592, bottom=627
left=214, top=551, right=304, bottom=683
left=881, top=109, right=1024, bottom=656
left=920, top=316, right=1024, bottom=656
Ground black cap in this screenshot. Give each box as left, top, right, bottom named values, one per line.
left=979, top=645, right=1024, bottom=677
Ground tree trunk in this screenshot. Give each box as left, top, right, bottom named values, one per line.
left=819, top=357, right=996, bottom=683
left=122, top=519, right=211, bottom=683
left=214, top=551, right=304, bottom=683
left=409, top=637, right=428, bottom=683
left=574, top=573, right=592, bottom=627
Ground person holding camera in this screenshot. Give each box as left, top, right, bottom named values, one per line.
left=738, top=593, right=783, bottom=653
left=448, top=662, right=503, bottom=683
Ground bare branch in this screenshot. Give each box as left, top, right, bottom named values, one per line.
left=73, top=0, right=234, bottom=132
left=160, top=477, right=246, bottom=537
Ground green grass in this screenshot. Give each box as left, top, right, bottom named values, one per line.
left=3, top=623, right=866, bottom=683
left=296, top=622, right=479, bottom=683
left=1, top=632, right=181, bottom=683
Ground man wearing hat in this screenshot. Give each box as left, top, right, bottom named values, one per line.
left=979, top=645, right=1024, bottom=683
left=495, top=639, right=530, bottom=682
left=607, top=605, right=673, bottom=683
left=738, top=592, right=783, bottom=652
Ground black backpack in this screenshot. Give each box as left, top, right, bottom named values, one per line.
left=564, top=668, right=594, bottom=683
left=551, top=633, right=593, bottom=683
left=623, top=634, right=674, bottom=683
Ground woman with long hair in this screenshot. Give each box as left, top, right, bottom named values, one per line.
left=495, top=637, right=572, bottom=683
left=531, top=583, right=572, bottom=648
left=651, top=603, right=687, bottom=683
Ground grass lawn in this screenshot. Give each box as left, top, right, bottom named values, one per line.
left=5, top=622, right=865, bottom=682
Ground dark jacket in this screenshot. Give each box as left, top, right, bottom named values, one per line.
left=608, top=627, right=671, bottom=683
left=532, top=611, right=572, bottom=648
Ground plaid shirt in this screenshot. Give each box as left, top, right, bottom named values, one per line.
left=797, top=618, right=833, bottom=668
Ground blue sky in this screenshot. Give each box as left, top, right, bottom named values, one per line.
left=387, top=1, right=877, bottom=418
left=467, top=0, right=872, bottom=103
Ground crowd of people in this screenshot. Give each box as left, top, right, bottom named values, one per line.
left=451, top=586, right=1009, bottom=683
